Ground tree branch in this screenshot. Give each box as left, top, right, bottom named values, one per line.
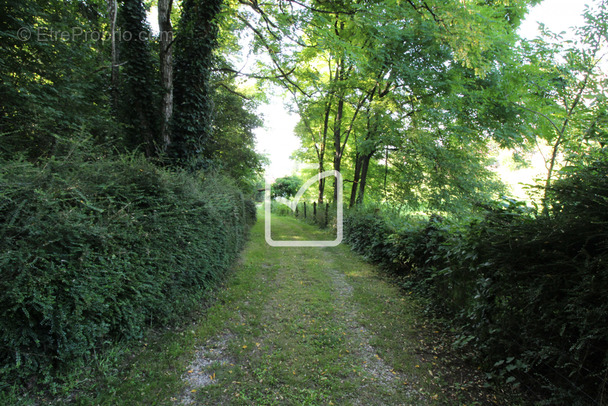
left=237, top=14, right=310, bottom=96
left=215, top=82, right=253, bottom=100
left=285, top=0, right=356, bottom=15
left=214, top=65, right=296, bottom=81
left=511, top=102, right=562, bottom=135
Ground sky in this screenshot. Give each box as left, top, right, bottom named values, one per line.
left=518, top=0, right=587, bottom=40
left=254, top=94, right=301, bottom=180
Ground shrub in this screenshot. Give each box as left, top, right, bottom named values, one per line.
left=464, top=163, right=608, bottom=404
left=0, top=154, right=254, bottom=388
left=344, top=206, right=400, bottom=268
left=342, top=160, right=608, bottom=404
left=244, top=199, right=258, bottom=225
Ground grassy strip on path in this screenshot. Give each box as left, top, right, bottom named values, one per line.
left=82, top=211, right=525, bottom=405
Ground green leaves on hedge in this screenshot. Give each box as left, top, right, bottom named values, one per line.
left=344, top=159, right=608, bottom=404
left=0, top=154, right=254, bottom=387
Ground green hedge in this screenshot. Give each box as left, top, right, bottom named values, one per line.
left=344, top=161, right=608, bottom=405
left=0, top=155, right=255, bottom=387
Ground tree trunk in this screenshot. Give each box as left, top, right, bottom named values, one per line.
left=318, top=164, right=325, bottom=204
left=169, top=0, right=222, bottom=168
left=545, top=136, right=561, bottom=192
left=349, top=152, right=361, bottom=208
left=120, top=0, right=157, bottom=157
left=317, top=97, right=332, bottom=204
left=542, top=131, right=564, bottom=214
left=108, top=0, right=119, bottom=114
left=158, top=0, right=174, bottom=152
left=356, top=152, right=373, bottom=205
left=333, top=96, right=344, bottom=202
left=383, top=145, right=389, bottom=198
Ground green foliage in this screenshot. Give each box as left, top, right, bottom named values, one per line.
left=272, top=0, right=536, bottom=206
left=118, top=0, right=161, bottom=156
left=389, top=128, right=508, bottom=214
left=272, top=200, right=337, bottom=230
left=509, top=2, right=608, bottom=197
left=344, top=158, right=608, bottom=404
left=0, top=0, right=120, bottom=158
left=210, top=83, right=266, bottom=193
left=168, top=0, right=223, bottom=169
left=244, top=199, right=257, bottom=225
left=269, top=200, right=293, bottom=217
left=271, top=175, right=303, bottom=198
left=343, top=206, right=403, bottom=268
left=0, top=150, right=254, bottom=391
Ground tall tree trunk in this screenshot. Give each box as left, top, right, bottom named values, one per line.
left=349, top=152, right=361, bottom=208
left=346, top=87, right=377, bottom=206
left=318, top=164, right=325, bottom=204
left=356, top=152, right=373, bottom=205
left=169, top=0, right=223, bottom=169
left=540, top=71, right=590, bottom=213
left=383, top=145, right=389, bottom=198
left=545, top=136, right=562, bottom=193
left=120, top=0, right=158, bottom=157
left=333, top=96, right=344, bottom=202
left=317, top=97, right=332, bottom=204
left=108, top=0, right=119, bottom=114
left=158, top=0, right=173, bottom=152
left=542, top=130, right=564, bottom=214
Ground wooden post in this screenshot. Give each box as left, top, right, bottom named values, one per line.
left=304, top=202, right=307, bottom=219
left=325, top=203, right=329, bottom=227
left=313, top=201, right=317, bottom=216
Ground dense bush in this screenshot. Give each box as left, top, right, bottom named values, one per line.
left=0, top=154, right=255, bottom=388
left=344, top=160, right=608, bottom=405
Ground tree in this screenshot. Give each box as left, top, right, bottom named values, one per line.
left=118, top=0, right=159, bottom=157
left=158, top=0, right=174, bottom=151
left=108, top=0, right=119, bottom=113
left=239, top=0, right=537, bottom=208
left=513, top=2, right=608, bottom=206
left=168, top=0, right=223, bottom=169
left=210, top=81, right=266, bottom=191
left=272, top=175, right=303, bottom=198
left=0, top=0, right=119, bottom=158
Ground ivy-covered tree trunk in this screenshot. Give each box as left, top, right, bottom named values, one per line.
left=158, top=0, right=173, bottom=152
left=108, top=0, right=119, bottom=114
left=169, top=0, right=223, bottom=169
left=119, top=0, right=159, bottom=157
